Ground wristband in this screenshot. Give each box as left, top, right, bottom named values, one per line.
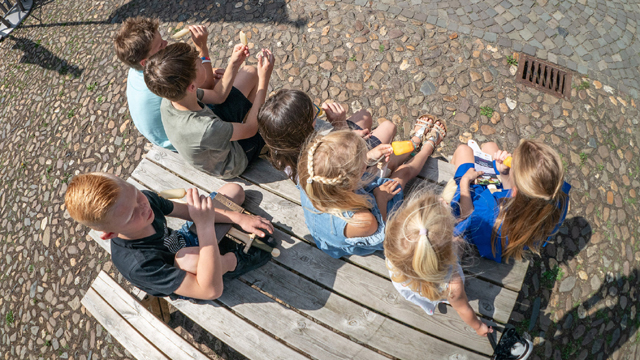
left=201, top=56, right=210, bottom=61
left=202, top=60, right=211, bottom=64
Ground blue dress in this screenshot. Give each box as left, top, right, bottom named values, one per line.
left=298, top=176, right=405, bottom=258
left=450, top=163, right=571, bottom=262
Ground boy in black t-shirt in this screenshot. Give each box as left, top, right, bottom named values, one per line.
left=64, top=172, right=274, bottom=299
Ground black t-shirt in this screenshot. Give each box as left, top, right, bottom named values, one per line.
left=110, top=191, right=189, bottom=297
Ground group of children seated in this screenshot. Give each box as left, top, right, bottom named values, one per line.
left=64, top=17, right=571, bottom=340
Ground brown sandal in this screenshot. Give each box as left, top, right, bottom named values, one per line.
left=423, top=119, right=447, bottom=150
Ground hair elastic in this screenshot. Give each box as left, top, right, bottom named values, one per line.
left=419, top=228, right=428, bottom=235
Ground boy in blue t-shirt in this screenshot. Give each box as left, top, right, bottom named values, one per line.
left=114, top=17, right=225, bottom=151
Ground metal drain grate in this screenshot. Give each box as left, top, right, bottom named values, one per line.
left=516, top=54, right=572, bottom=100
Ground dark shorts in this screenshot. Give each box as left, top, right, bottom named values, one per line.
left=208, top=87, right=265, bottom=164
left=347, top=120, right=382, bottom=149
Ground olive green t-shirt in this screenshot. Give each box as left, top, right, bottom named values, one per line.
left=160, top=89, right=248, bottom=179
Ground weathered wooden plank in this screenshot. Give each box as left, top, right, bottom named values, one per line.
left=81, top=289, right=169, bottom=360
left=169, top=299, right=309, bottom=360
left=416, top=156, right=456, bottom=185
left=243, top=261, right=488, bottom=360
left=144, top=149, right=518, bottom=320
left=269, top=227, right=498, bottom=355
left=464, top=256, right=530, bottom=292
left=219, top=279, right=390, bottom=360
left=92, top=272, right=209, bottom=360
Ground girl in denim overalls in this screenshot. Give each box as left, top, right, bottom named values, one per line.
left=297, top=124, right=446, bottom=259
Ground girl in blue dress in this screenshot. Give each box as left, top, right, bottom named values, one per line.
left=297, top=123, right=446, bottom=258
left=449, top=139, right=571, bottom=263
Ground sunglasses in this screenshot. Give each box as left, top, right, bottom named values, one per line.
left=313, top=103, right=324, bottom=120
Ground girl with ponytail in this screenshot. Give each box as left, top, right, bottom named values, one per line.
left=450, top=139, right=571, bottom=263
left=385, top=189, right=492, bottom=336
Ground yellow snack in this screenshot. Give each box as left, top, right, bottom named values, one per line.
left=159, top=188, right=187, bottom=199
left=172, top=28, right=191, bottom=39
left=503, top=156, right=512, bottom=168
left=391, top=141, right=415, bottom=156
left=239, top=31, right=248, bottom=46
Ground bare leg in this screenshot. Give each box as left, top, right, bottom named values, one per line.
left=348, top=109, right=373, bottom=131
left=451, top=144, right=475, bottom=168
left=232, top=66, right=259, bottom=103
left=480, top=142, right=500, bottom=159
left=174, top=247, right=237, bottom=275
left=370, top=119, right=397, bottom=144
left=216, top=183, right=245, bottom=205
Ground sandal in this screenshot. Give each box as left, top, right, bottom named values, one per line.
left=423, top=119, right=447, bottom=150
left=409, top=114, right=435, bottom=150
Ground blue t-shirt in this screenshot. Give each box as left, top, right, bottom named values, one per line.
left=126, top=68, right=176, bottom=151
left=454, top=181, right=571, bottom=263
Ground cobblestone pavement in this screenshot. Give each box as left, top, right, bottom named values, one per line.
left=336, top=0, right=640, bottom=98
left=0, top=0, right=639, bottom=359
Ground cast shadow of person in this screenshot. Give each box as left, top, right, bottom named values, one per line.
left=7, top=35, right=82, bottom=77
left=548, top=267, right=639, bottom=359
left=107, top=0, right=307, bottom=28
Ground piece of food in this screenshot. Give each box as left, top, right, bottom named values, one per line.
left=391, top=141, right=415, bottom=156
left=503, top=156, right=512, bottom=168
left=172, top=28, right=191, bottom=39
left=159, top=188, right=187, bottom=199
left=239, top=30, right=248, bottom=46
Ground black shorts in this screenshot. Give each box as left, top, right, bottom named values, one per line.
left=347, top=120, right=382, bottom=149
left=209, top=87, right=265, bottom=164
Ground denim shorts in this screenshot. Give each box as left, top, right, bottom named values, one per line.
left=175, top=191, right=219, bottom=248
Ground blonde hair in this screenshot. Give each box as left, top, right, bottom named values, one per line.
left=64, top=172, right=123, bottom=227
left=297, top=130, right=373, bottom=218
left=384, top=189, right=458, bottom=301
left=493, top=139, right=568, bottom=261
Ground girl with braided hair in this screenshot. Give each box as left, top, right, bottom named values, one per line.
left=384, top=189, right=492, bottom=336
left=297, top=118, right=446, bottom=258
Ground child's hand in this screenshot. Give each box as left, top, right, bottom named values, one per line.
left=236, top=213, right=274, bottom=238
left=461, top=168, right=484, bottom=185
left=185, top=188, right=215, bottom=229
left=373, top=180, right=401, bottom=203
left=189, top=25, right=209, bottom=55
left=229, top=44, right=250, bottom=67
left=475, top=323, right=493, bottom=337
left=213, top=68, right=225, bottom=79
left=494, top=150, right=512, bottom=175
left=367, top=144, right=393, bottom=163
left=322, top=102, right=347, bottom=124
left=257, top=49, right=274, bottom=81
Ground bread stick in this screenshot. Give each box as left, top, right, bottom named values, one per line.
left=158, top=188, right=187, bottom=199
left=239, top=30, right=248, bottom=46
left=172, top=28, right=191, bottom=39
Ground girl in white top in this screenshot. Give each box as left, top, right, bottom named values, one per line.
left=384, top=189, right=493, bottom=336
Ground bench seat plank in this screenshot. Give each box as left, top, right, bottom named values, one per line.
left=243, top=261, right=487, bottom=359
left=220, top=279, right=390, bottom=360
left=91, top=272, right=209, bottom=360
left=81, top=288, right=170, bottom=360
left=141, top=150, right=518, bottom=324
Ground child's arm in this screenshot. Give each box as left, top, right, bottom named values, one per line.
left=172, top=189, right=228, bottom=299
left=493, top=150, right=513, bottom=190
left=200, top=44, right=249, bottom=105
left=373, top=180, right=401, bottom=221
left=189, top=25, right=216, bottom=90
left=448, top=277, right=492, bottom=337
left=229, top=49, right=274, bottom=141
left=459, top=168, right=484, bottom=218
left=169, top=195, right=274, bottom=237
left=344, top=210, right=379, bottom=238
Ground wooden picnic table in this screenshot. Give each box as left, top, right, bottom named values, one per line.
left=86, top=145, right=529, bottom=359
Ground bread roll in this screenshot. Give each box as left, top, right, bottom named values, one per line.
left=172, top=28, right=191, bottom=39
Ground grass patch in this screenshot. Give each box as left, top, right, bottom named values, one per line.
left=506, top=55, right=518, bottom=66
left=597, top=163, right=605, bottom=171
left=379, top=44, right=385, bottom=53
left=349, top=55, right=356, bottom=61
left=541, top=266, right=563, bottom=288
left=5, top=310, right=14, bottom=326
left=87, top=82, right=97, bottom=91
left=575, top=80, right=590, bottom=90
left=480, top=106, right=494, bottom=118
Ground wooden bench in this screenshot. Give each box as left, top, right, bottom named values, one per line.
left=84, top=145, right=529, bottom=359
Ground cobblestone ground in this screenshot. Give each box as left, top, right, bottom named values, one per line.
left=0, top=0, right=639, bottom=359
